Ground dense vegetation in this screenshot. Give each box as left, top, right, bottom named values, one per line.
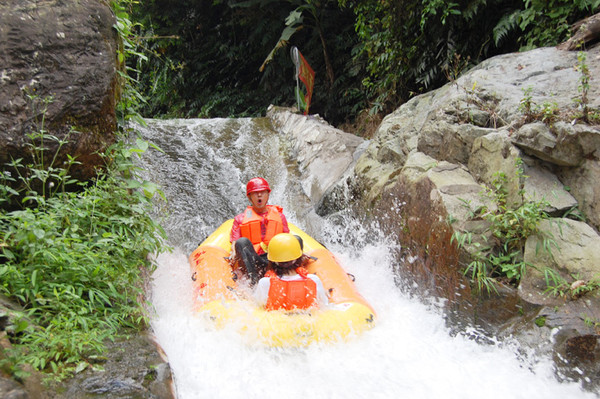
left=129, top=0, right=599, bottom=129
left=0, top=129, right=166, bottom=379
left=0, top=1, right=168, bottom=380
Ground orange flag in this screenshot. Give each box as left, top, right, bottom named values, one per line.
left=297, top=51, right=315, bottom=115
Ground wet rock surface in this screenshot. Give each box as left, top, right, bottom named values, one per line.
left=53, top=333, right=173, bottom=399
left=0, top=333, right=173, bottom=399
left=1, top=294, right=173, bottom=399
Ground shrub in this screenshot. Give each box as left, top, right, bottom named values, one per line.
left=0, top=127, right=167, bottom=379
left=451, top=159, right=555, bottom=293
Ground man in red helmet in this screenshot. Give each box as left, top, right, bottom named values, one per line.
left=230, top=177, right=290, bottom=284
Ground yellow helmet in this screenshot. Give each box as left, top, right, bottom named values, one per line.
left=267, top=233, right=302, bottom=263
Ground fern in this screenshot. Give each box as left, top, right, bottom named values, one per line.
left=493, top=10, right=520, bottom=47
left=462, top=0, right=490, bottom=22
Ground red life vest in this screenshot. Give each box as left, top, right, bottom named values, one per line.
left=264, top=268, right=318, bottom=311
left=239, top=205, right=284, bottom=253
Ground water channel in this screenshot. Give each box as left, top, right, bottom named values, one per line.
left=136, top=118, right=596, bottom=399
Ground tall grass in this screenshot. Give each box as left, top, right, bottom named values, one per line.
left=0, top=105, right=167, bottom=380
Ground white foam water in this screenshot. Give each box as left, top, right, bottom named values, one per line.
left=149, top=243, right=595, bottom=399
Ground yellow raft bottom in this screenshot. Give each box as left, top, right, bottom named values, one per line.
left=198, top=299, right=375, bottom=348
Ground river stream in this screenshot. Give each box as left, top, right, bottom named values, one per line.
left=136, top=118, right=596, bottom=399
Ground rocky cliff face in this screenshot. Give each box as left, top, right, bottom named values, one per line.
left=361, top=46, right=600, bottom=388
left=0, top=0, right=119, bottom=183
left=268, top=45, right=600, bottom=391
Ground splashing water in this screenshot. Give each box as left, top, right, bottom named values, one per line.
left=136, top=119, right=596, bottom=399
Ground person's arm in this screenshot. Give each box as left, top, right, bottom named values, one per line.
left=230, top=214, right=242, bottom=242
left=253, top=277, right=271, bottom=307
left=309, top=275, right=329, bottom=307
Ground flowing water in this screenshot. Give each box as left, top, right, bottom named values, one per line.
left=136, top=118, right=597, bottom=399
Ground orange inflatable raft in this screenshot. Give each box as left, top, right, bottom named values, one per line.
left=189, top=219, right=375, bottom=347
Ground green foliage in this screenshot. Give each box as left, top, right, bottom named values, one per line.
left=518, top=86, right=562, bottom=125
left=519, top=54, right=600, bottom=125
left=462, top=257, right=499, bottom=294
left=543, top=271, right=600, bottom=298
left=342, top=0, right=599, bottom=116
left=1, top=93, right=81, bottom=210
left=518, top=86, right=535, bottom=120
left=451, top=159, right=556, bottom=294
left=570, top=278, right=600, bottom=297
left=125, top=0, right=598, bottom=124
left=0, top=0, right=169, bottom=379
left=571, top=51, right=600, bottom=124
left=540, top=101, right=560, bottom=125
left=259, top=6, right=305, bottom=72
left=0, top=129, right=167, bottom=379
left=340, top=0, right=519, bottom=114
left=495, top=0, right=600, bottom=51
left=129, top=0, right=361, bottom=124
left=576, top=51, right=591, bottom=119
left=584, top=315, right=600, bottom=330
left=112, top=0, right=148, bottom=126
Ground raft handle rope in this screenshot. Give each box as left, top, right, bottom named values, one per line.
left=347, top=273, right=355, bottom=282
left=191, top=271, right=197, bottom=281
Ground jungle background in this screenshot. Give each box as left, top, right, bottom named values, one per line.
left=129, top=0, right=599, bottom=134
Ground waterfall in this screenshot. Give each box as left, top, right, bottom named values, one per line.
left=135, top=118, right=596, bottom=399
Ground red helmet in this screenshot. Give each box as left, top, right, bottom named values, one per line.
left=246, top=177, right=271, bottom=195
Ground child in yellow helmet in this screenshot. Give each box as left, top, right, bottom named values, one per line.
left=254, top=233, right=329, bottom=311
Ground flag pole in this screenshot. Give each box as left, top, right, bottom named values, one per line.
left=290, top=46, right=301, bottom=112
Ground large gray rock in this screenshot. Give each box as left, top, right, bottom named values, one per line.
left=469, top=129, right=579, bottom=214
left=418, top=120, right=496, bottom=165
left=511, top=121, right=600, bottom=167
left=522, top=162, right=578, bottom=214
left=352, top=91, right=432, bottom=203
left=469, top=130, right=524, bottom=206
left=350, top=46, right=600, bottom=234
left=461, top=47, right=599, bottom=118
left=0, top=0, right=119, bottom=181
left=266, top=106, right=366, bottom=207
left=520, top=218, right=600, bottom=306
left=558, top=158, right=600, bottom=230
left=53, top=334, right=174, bottom=399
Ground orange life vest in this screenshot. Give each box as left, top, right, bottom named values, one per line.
left=264, top=268, right=318, bottom=311
left=239, top=205, right=284, bottom=253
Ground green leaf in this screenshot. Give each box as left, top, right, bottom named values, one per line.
left=33, top=228, right=45, bottom=239
left=135, top=138, right=149, bottom=152
left=31, top=269, right=38, bottom=287
left=75, top=361, right=89, bottom=374
left=126, top=179, right=142, bottom=189
left=15, top=320, right=29, bottom=334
